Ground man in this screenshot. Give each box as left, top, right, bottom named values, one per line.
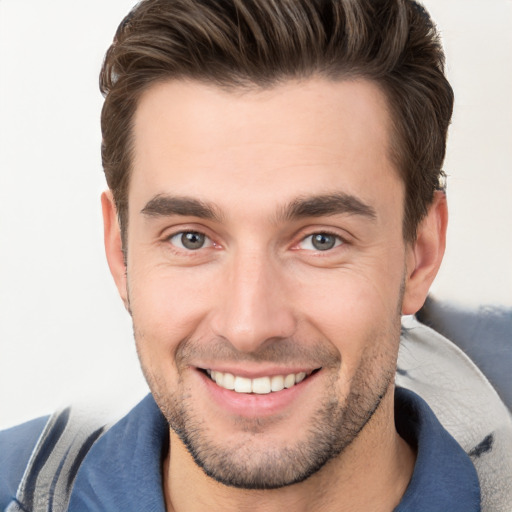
left=2, top=0, right=509, bottom=510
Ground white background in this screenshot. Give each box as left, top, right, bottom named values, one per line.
left=1, top=0, right=511, bottom=429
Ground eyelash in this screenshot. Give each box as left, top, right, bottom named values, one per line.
left=295, top=230, right=346, bottom=253
left=166, top=230, right=215, bottom=251
left=164, top=229, right=346, bottom=255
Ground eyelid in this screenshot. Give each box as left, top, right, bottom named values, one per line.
left=160, top=222, right=215, bottom=241
left=162, top=225, right=220, bottom=253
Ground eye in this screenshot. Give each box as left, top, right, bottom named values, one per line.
left=168, top=231, right=212, bottom=250
left=299, top=232, right=343, bottom=251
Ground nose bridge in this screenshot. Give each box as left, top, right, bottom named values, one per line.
left=212, top=246, right=296, bottom=353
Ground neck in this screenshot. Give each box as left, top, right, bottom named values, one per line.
left=163, top=385, right=415, bottom=512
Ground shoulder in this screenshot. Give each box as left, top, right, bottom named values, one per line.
left=0, top=415, right=49, bottom=510
left=398, top=316, right=512, bottom=511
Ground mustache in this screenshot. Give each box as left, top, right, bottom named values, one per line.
left=175, top=335, right=341, bottom=369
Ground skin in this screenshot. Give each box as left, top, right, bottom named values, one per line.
left=103, top=77, right=447, bottom=511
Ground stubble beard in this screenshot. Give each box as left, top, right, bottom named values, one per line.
left=137, top=326, right=399, bottom=490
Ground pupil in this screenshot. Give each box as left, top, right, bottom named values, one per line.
left=182, top=232, right=205, bottom=250
left=312, top=233, right=335, bottom=251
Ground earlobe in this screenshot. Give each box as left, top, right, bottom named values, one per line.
left=402, top=191, right=448, bottom=315
left=101, top=190, right=129, bottom=309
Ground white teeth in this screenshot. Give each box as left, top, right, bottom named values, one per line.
left=295, top=372, right=306, bottom=383
left=284, top=374, right=295, bottom=389
left=206, top=370, right=312, bottom=394
left=222, top=372, right=235, bottom=390
left=252, top=377, right=271, bottom=394
left=270, top=375, right=285, bottom=392
left=234, top=376, right=252, bottom=393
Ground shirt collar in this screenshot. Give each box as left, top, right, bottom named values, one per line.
left=69, top=394, right=168, bottom=512
left=69, top=388, right=480, bottom=511
left=394, top=387, right=480, bottom=511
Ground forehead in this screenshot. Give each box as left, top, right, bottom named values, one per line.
left=129, top=77, right=400, bottom=218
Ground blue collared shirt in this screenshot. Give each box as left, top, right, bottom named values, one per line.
left=1, top=388, right=480, bottom=511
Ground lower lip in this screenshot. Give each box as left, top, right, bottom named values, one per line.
left=197, top=370, right=319, bottom=418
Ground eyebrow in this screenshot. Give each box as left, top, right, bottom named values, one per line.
left=279, top=193, right=377, bottom=222
left=141, top=192, right=376, bottom=223
left=141, top=195, right=223, bottom=222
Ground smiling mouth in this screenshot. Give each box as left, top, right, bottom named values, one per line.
left=202, top=369, right=320, bottom=395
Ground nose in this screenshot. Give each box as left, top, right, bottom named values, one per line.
left=210, top=250, right=296, bottom=353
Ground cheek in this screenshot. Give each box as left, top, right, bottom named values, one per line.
left=293, top=259, right=404, bottom=323
left=128, top=267, right=215, bottom=363
left=288, top=259, right=404, bottom=366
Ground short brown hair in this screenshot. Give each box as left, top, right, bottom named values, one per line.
left=100, top=0, right=453, bottom=245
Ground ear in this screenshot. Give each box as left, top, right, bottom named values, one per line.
left=402, top=191, right=448, bottom=315
left=101, top=190, right=129, bottom=310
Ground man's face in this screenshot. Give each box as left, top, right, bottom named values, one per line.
left=123, top=78, right=410, bottom=488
